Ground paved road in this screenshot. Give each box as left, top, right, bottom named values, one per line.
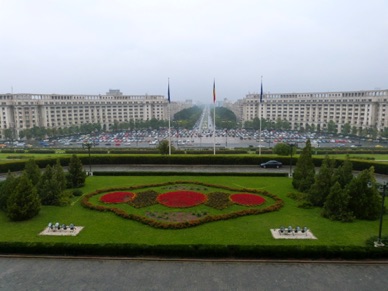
left=1, top=257, right=387, bottom=290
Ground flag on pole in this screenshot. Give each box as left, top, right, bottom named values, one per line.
left=260, top=78, right=263, bottom=103
left=213, top=79, right=216, bottom=103
left=167, top=79, right=171, bottom=103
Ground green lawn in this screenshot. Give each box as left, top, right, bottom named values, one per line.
left=0, top=175, right=384, bottom=248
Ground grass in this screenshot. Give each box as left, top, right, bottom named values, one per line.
left=0, top=175, right=385, bottom=248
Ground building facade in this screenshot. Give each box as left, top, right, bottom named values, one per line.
left=239, top=89, right=388, bottom=133
left=0, top=90, right=168, bottom=138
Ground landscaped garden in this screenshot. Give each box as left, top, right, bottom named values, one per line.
left=83, top=180, right=281, bottom=228
left=0, top=174, right=387, bottom=258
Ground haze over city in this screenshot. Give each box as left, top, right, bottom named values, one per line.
left=1, top=0, right=387, bottom=102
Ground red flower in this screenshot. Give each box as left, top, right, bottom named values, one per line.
left=100, top=192, right=135, bottom=203
left=157, top=191, right=207, bottom=208
left=230, top=193, right=265, bottom=206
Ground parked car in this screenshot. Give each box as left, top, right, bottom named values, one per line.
left=260, top=160, right=283, bottom=168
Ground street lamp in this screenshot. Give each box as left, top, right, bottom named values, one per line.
left=288, top=143, right=295, bottom=178
left=375, top=182, right=387, bottom=247
left=83, top=142, right=93, bottom=176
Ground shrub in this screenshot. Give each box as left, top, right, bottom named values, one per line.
left=72, top=189, right=83, bottom=196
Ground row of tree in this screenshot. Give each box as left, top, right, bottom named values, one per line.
left=0, top=155, right=86, bottom=221
left=292, top=140, right=382, bottom=221
left=4, top=118, right=172, bottom=142
left=212, top=107, right=238, bottom=129
left=244, top=117, right=291, bottom=131
left=242, top=117, right=387, bottom=138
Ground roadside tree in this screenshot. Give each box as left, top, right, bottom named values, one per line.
left=273, top=143, right=293, bottom=156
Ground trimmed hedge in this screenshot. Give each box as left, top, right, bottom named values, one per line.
left=65, top=149, right=109, bottom=154
left=92, top=171, right=289, bottom=177
left=28, top=149, right=56, bottom=154
left=0, top=241, right=386, bottom=259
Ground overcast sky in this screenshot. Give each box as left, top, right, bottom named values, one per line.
left=1, top=0, right=387, bottom=103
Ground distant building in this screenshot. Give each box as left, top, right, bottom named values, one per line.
left=0, top=90, right=168, bottom=138
left=238, top=89, right=388, bottom=133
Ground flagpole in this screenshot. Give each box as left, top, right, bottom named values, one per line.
left=259, top=76, right=263, bottom=156
left=168, top=103, right=171, bottom=155
left=213, top=79, right=216, bottom=155
left=168, top=78, right=171, bottom=155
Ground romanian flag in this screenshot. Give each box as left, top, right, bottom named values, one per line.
left=167, top=79, right=170, bottom=103
left=213, top=80, right=216, bottom=103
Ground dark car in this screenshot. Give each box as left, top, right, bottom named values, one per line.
left=260, top=160, right=283, bottom=168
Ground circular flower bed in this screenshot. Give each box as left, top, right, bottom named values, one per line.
left=230, top=193, right=265, bottom=206
left=100, top=191, right=135, bottom=203
left=157, top=191, right=207, bottom=208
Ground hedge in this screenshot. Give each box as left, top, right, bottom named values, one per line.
left=28, top=149, right=56, bottom=154
left=91, top=171, right=288, bottom=177
left=0, top=241, right=386, bottom=259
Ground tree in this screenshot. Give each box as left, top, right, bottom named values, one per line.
left=0, top=172, right=19, bottom=211
left=214, top=107, right=237, bottom=129
left=24, top=159, right=41, bottom=186
left=367, top=126, right=378, bottom=139
left=273, top=143, right=291, bottom=156
left=38, top=160, right=68, bottom=205
left=381, top=127, right=388, bottom=138
left=322, top=181, right=354, bottom=222
left=351, top=126, right=358, bottom=136
left=282, top=119, right=291, bottom=131
left=292, top=139, right=315, bottom=192
left=327, top=120, right=337, bottom=134
left=53, top=159, right=67, bottom=193
left=37, top=165, right=55, bottom=205
left=67, top=154, right=86, bottom=188
left=174, top=106, right=203, bottom=129
left=4, top=128, right=14, bottom=142
left=158, top=140, right=175, bottom=155
left=37, top=160, right=68, bottom=206
left=335, top=156, right=353, bottom=188
left=346, top=167, right=381, bottom=220
left=6, top=174, right=41, bottom=221
left=308, top=155, right=336, bottom=206
left=341, top=123, right=351, bottom=135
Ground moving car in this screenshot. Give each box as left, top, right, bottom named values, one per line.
left=260, top=160, right=283, bottom=168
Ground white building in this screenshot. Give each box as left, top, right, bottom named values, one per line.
left=239, top=89, right=388, bottom=133
left=0, top=90, right=168, bottom=138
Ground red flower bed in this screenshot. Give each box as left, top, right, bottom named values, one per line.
left=100, top=192, right=135, bottom=203
left=157, top=191, right=207, bottom=208
left=230, top=193, right=265, bottom=206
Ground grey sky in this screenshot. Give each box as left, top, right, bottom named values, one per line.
left=1, top=0, right=387, bottom=103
